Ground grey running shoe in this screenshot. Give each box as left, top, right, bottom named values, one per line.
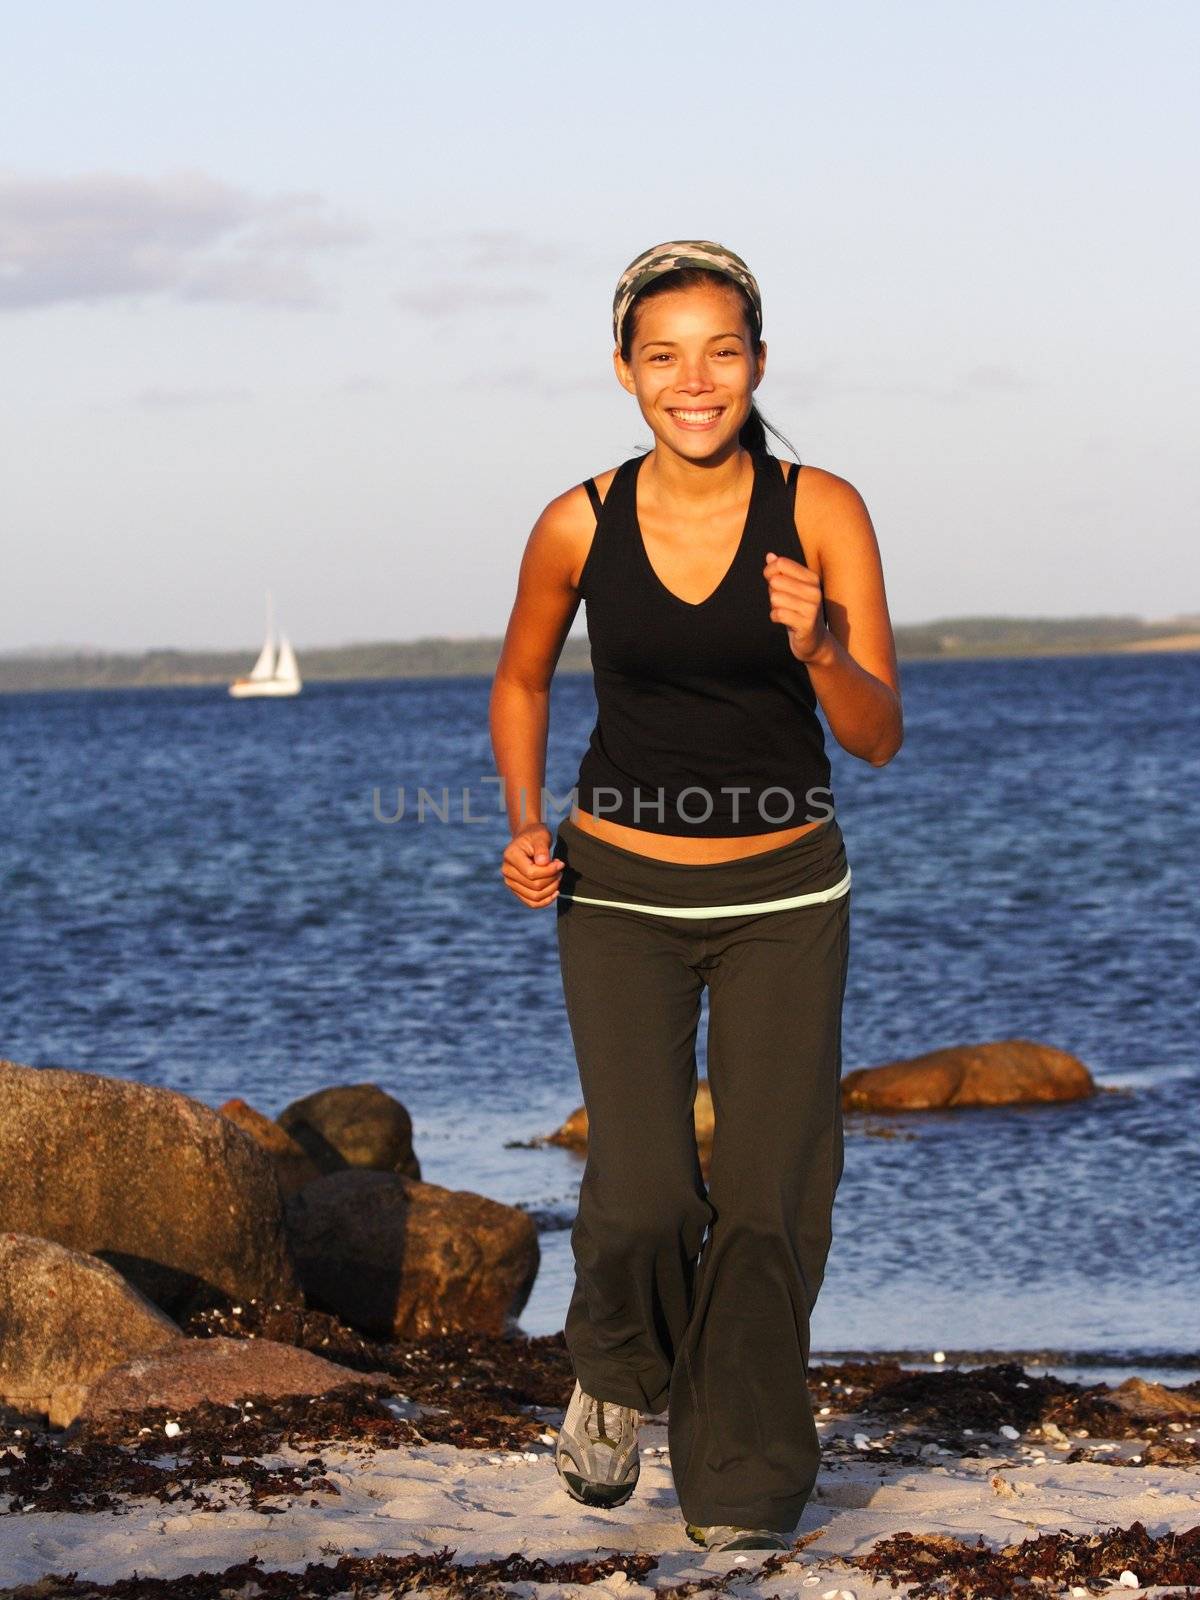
left=685, top=1522, right=792, bottom=1552
left=554, top=1379, right=641, bottom=1507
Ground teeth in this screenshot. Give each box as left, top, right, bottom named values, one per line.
left=671, top=409, right=721, bottom=422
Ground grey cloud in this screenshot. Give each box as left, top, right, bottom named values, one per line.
left=411, top=227, right=566, bottom=271
left=394, top=282, right=548, bottom=317
left=337, top=374, right=390, bottom=396
left=959, top=363, right=1034, bottom=394
left=0, top=170, right=367, bottom=311
left=766, top=362, right=1035, bottom=405
left=133, top=386, right=253, bottom=411
left=456, top=366, right=611, bottom=396
left=396, top=227, right=565, bottom=321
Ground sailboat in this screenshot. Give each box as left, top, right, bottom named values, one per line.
left=229, top=592, right=302, bottom=698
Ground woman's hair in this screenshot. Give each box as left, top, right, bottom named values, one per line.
left=619, top=266, right=799, bottom=459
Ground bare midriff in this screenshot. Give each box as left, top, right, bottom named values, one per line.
left=567, top=806, right=825, bottom=864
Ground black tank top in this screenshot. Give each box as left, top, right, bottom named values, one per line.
left=572, top=448, right=836, bottom=837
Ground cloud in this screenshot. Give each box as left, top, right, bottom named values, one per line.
left=395, top=227, right=566, bottom=321
left=394, top=282, right=547, bottom=317
left=410, top=227, right=566, bottom=271
left=766, top=361, right=1036, bottom=406
left=337, top=374, right=390, bottom=396
left=133, top=385, right=253, bottom=410
left=455, top=365, right=611, bottom=396
left=958, top=363, right=1034, bottom=394
left=0, top=169, right=367, bottom=312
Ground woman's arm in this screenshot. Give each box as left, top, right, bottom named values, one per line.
left=764, top=471, right=903, bottom=767
left=489, top=486, right=589, bottom=905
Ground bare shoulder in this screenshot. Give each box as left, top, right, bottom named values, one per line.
left=775, top=459, right=876, bottom=577
left=527, top=465, right=622, bottom=591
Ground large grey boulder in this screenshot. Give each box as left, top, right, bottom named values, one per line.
left=0, top=1232, right=182, bottom=1427
left=277, top=1083, right=421, bottom=1180
left=284, top=1170, right=538, bottom=1338
left=0, top=1059, right=301, bottom=1317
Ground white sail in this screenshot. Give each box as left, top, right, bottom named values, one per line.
left=248, top=635, right=276, bottom=680
left=274, top=634, right=301, bottom=686
left=229, top=593, right=302, bottom=697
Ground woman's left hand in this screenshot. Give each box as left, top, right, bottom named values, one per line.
left=763, top=551, right=830, bottom=663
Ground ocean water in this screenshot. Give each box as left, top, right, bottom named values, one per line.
left=2, top=653, right=1198, bottom=1382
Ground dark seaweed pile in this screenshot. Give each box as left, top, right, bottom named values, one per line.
left=1, top=1547, right=660, bottom=1600
left=851, top=1520, right=1200, bottom=1598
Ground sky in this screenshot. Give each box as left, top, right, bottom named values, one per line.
left=1, top=0, right=1196, bottom=653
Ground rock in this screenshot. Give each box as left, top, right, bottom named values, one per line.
left=219, top=1098, right=326, bottom=1195
left=1107, top=1377, right=1200, bottom=1420
left=839, top=1040, right=1095, bottom=1112
left=77, top=1335, right=390, bottom=1424
left=277, top=1083, right=421, bottom=1180
left=548, top=1080, right=715, bottom=1154
left=546, top=1103, right=589, bottom=1151
left=284, top=1170, right=538, bottom=1338
left=550, top=1045, right=1090, bottom=1150
left=0, top=1059, right=301, bottom=1317
left=0, top=1233, right=182, bottom=1427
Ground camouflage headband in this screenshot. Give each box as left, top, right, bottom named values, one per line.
left=612, top=239, right=762, bottom=349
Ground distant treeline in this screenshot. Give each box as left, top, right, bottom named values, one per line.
left=1, top=615, right=1198, bottom=693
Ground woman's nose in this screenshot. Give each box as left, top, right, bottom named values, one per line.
left=675, top=362, right=713, bottom=394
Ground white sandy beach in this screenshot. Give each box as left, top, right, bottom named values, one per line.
left=4, top=1395, right=1199, bottom=1596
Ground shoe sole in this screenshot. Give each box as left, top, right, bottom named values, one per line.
left=558, top=1466, right=639, bottom=1508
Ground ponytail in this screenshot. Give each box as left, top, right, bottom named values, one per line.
left=741, top=400, right=800, bottom=463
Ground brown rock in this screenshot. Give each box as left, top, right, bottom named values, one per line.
left=219, top=1098, right=326, bottom=1195
left=284, top=1170, right=538, bottom=1338
left=839, top=1040, right=1095, bottom=1112
left=0, top=1233, right=182, bottom=1427
left=277, top=1083, right=421, bottom=1180
left=548, top=1080, right=715, bottom=1154
left=0, top=1059, right=301, bottom=1317
left=78, top=1335, right=390, bottom=1423
left=1108, top=1376, right=1200, bottom=1419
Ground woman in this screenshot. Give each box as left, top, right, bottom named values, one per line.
left=490, top=240, right=902, bottom=1552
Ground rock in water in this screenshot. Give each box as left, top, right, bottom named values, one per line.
left=548, top=1079, right=715, bottom=1154
left=839, top=1040, right=1095, bottom=1112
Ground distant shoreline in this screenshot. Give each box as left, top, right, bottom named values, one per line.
left=1, top=617, right=1198, bottom=694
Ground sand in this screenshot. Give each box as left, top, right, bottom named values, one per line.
left=3, top=1395, right=1199, bottom=1596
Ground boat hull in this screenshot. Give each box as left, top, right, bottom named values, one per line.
left=228, top=678, right=302, bottom=698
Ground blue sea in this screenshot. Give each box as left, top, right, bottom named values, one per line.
left=2, top=653, right=1198, bottom=1384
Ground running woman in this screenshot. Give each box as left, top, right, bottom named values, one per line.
left=490, top=240, right=902, bottom=1553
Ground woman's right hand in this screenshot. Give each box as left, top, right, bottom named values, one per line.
left=500, top=823, right=565, bottom=909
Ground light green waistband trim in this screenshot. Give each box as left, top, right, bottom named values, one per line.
left=558, top=866, right=851, bottom=919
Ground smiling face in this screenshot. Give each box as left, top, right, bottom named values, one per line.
left=614, top=277, right=766, bottom=462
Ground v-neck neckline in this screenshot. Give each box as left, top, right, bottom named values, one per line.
left=631, top=450, right=761, bottom=611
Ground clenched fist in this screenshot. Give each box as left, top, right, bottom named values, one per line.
left=500, top=822, right=564, bottom=909
left=763, top=550, right=830, bottom=663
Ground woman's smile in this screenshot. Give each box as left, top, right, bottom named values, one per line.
left=666, top=405, right=726, bottom=430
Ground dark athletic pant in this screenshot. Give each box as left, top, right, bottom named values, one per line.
left=553, top=812, right=852, bottom=1536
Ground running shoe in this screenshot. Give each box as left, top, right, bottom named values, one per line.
left=554, top=1379, right=641, bottom=1507
left=685, top=1522, right=792, bottom=1551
